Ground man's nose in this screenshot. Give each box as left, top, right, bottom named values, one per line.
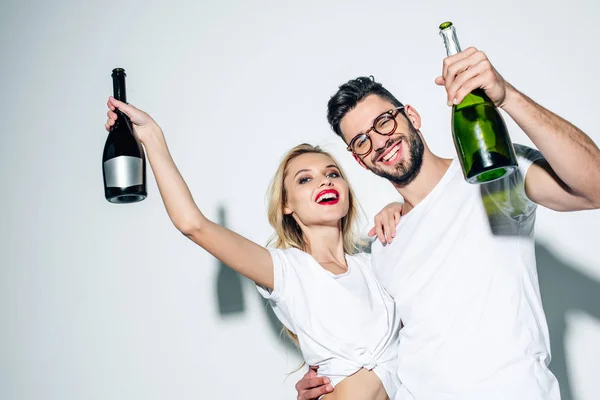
left=372, top=134, right=393, bottom=155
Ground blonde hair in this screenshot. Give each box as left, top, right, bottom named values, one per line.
left=265, top=143, right=363, bottom=348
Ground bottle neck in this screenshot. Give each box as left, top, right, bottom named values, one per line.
left=111, top=68, right=127, bottom=103
left=440, top=25, right=462, bottom=57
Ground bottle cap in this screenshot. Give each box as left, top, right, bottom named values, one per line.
left=439, top=21, right=453, bottom=30
left=111, top=68, right=126, bottom=77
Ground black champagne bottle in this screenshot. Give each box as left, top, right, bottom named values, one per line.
left=102, top=68, right=147, bottom=203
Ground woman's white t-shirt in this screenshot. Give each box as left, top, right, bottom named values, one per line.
left=256, top=248, right=401, bottom=397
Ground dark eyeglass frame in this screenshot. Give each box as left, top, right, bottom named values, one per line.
left=346, top=106, right=405, bottom=156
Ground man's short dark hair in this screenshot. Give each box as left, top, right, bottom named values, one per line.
left=327, top=76, right=405, bottom=140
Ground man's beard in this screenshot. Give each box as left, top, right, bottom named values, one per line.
left=368, top=124, right=425, bottom=187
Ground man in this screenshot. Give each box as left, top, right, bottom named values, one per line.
left=295, top=46, right=600, bottom=399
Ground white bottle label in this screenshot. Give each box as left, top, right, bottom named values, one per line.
left=103, top=156, right=143, bottom=188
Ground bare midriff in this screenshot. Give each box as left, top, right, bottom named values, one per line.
left=322, top=369, right=389, bottom=400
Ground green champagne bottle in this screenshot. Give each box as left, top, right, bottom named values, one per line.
left=439, top=21, right=518, bottom=184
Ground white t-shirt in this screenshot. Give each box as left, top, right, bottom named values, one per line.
left=257, top=247, right=402, bottom=398
left=371, top=144, right=561, bottom=400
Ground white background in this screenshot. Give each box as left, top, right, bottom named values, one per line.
left=1, top=0, right=599, bottom=399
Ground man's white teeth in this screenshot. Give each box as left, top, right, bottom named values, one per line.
left=317, top=193, right=337, bottom=203
left=382, top=144, right=400, bottom=162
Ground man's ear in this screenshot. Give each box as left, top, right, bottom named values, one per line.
left=404, top=104, right=422, bottom=130
left=353, top=153, right=368, bottom=169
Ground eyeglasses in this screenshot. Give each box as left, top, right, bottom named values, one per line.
left=346, top=106, right=405, bottom=156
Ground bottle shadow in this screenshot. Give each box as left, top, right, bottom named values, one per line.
left=213, top=204, right=299, bottom=354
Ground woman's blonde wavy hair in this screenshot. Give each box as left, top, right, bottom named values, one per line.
left=265, top=143, right=363, bottom=348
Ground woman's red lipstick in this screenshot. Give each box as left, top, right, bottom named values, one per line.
left=315, top=189, right=339, bottom=205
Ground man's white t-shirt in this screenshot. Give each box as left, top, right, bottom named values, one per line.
left=256, top=248, right=402, bottom=397
left=371, top=144, right=561, bottom=400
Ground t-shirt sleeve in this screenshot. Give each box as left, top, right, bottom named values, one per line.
left=255, top=248, right=302, bottom=336
left=255, top=248, right=292, bottom=302
left=481, top=143, right=545, bottom=220
left=511, top=143, right=546, bottom=205
left=514, top=144, right=545, bottom=186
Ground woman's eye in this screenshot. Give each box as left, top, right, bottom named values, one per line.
left=298, top=177, right=311, bottom=184
left=327, top=172, right=340, bottom=178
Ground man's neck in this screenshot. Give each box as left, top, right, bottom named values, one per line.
left=395, top=152, right=453, bottom=214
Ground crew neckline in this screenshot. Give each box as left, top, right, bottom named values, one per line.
left=399, top=158, right=459, bottom=221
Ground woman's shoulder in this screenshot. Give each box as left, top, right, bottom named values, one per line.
left=266, top=246, right=314, bottom=267
left=267, top=246, right=307, bottom=257
left=347, top=250, right=372, bottom=267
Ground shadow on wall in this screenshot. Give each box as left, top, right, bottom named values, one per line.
left=536, top=242, right=600, bottom=400
left=213, top=205, right=299, bottom=354
left=213, top=205, right=600, bottom=400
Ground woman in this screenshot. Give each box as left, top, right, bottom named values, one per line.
left=104, top=97, right=403, bottom=400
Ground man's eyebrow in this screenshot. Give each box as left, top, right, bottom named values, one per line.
left=350, top=109, right=391, bottom=138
